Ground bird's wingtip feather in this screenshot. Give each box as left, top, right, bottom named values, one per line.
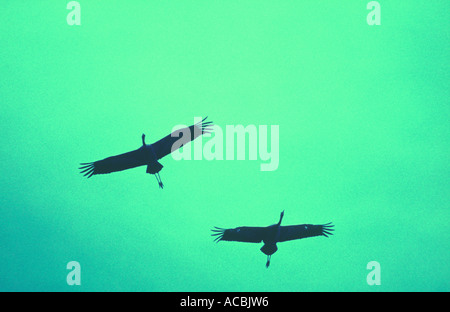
left=211, top=226, right=225, bottom=242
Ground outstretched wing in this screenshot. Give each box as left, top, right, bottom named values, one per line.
left=79, top=149, right=147, bottom=178
left=152, top=117, right=213, bottom=160
left=211, top=226, right=266, bottom=243
left=278, top=223, right=334, bottom=242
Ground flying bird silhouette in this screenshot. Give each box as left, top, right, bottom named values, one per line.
left=79, top=117, right=213, bottom=188
left=212, top=211, right=334, bottom=267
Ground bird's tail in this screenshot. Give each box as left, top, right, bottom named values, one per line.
left=146, top=161, right=163, bottom=174
left=266, top=255, right=271, bottom=268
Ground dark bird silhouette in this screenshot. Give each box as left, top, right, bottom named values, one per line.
left=79, top=117, right=213, bottom=188
left=212, top=211, right=334, bottom=267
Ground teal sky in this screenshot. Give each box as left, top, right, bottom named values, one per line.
left=0, top=1, right=448, bottom=291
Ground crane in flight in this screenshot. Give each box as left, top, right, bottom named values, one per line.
left=79, top=117, right=213, bottom=188
left=212, top=211, right=334, bottom=267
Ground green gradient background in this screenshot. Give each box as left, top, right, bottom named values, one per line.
left=0, top=1, right=448, bottom=291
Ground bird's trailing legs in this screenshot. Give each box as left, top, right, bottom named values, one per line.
left=155, top=172, right=164, bottom=189
left=266, top=255, right=271, bottom=268
left=142, top=133, right=146, bottom=146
